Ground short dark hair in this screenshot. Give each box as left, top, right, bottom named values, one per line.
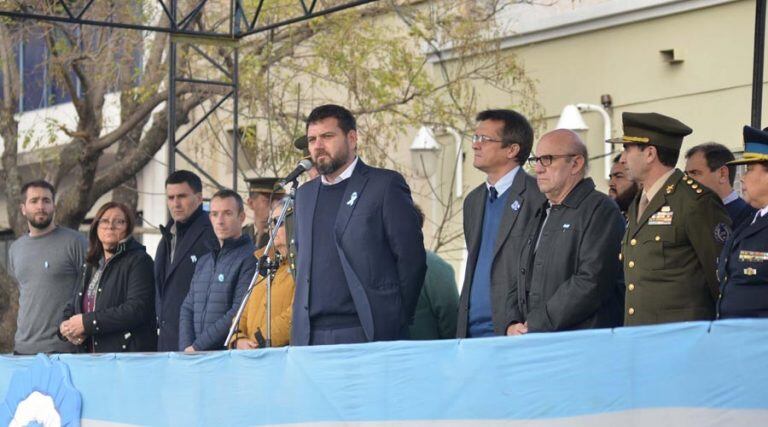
left=306, top=104, right=357, bottom=134
left=165, top=170, right=203, bottom=193
left=86, top=202, right=136, bottom=266
left=652, top=144, right=680, bottom=168
left=21, top=180, right=56, bottom=201
left=211, top=189, right=244, bottom=213
left=685, top=142, right=737, bottom=186
left=475, top=109, right=534, bottom=165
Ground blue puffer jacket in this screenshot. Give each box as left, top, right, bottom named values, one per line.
left=179, top=234, right=257, bottom=350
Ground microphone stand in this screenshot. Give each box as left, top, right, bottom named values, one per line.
left=224, top=181, right=296, bottom=349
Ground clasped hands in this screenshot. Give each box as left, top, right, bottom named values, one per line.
left=506, top=321, right=528, bottom=336
left=59, top=314, right=86, bottom=345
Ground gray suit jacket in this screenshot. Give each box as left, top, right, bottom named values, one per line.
left=456, top=169, right=546, bottom=337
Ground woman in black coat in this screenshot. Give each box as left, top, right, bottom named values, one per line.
left=59, top=202, right=157, bottom=353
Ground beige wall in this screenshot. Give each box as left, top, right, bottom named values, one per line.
left=421, top=0, right=762, bottom=285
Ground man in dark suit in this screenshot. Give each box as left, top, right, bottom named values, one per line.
left=509, top=130, right=625, bottom=334
left=685, top=142, right=756, bottom=230
left=155, top=170, right=217, bottom=351
left=456, top=109, right=545, bottom=338
left=717, top=125, right=768, bottom=319
left=291, top=104, right=426, bottom=346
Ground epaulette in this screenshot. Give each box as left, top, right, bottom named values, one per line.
left=680, top=174, right=710, bottom=199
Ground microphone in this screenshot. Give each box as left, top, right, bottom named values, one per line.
left=278, top=158, right=313, bottom=189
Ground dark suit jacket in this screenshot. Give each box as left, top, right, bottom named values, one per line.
left=717, top=213, right=768, bottom=318
left=726, top=196, right=757, bottom=232
left=456, top=168, right=546, bottom=337
left=291, top=159, right=427, bottom=345
left=154, top=206, right=217, bottom=351
left=516, top=178, right=625, bottom=332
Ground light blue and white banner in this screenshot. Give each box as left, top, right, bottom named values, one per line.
left=1, top=319, right=767, bottom=426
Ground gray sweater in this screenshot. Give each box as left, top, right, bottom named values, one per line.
left=9, top=226, right=87, bottom=354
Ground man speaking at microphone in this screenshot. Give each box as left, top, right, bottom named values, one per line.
left=291, top=104, right=426, bottom=346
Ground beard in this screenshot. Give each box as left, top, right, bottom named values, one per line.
left=27, top=212, right=53, bottom=230
left=613, top=184, right=639, bottom=213
left=314, top=147, right=351, bottom=176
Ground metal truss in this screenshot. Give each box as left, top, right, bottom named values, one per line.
left=0, top=0, right=379, bottom=190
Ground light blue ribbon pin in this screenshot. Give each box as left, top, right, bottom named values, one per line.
left=346, top=192, right=358, bottom=206
left=218, top=274, right=224, bottom=282
left=511, top=200, right=521, bottom=211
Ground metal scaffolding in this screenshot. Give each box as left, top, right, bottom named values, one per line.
left=0, top=0, right=378, bottom=190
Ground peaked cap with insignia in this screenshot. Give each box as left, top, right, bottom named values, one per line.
left=728, top=125, right=768, bottom=165
left=608, top=112, right=693, bottom=151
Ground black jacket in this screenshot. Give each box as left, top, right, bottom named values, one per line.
left=155, top=205, right=217, bottom=351
left=63, top=237, right=157, bottom=353
left=516, top=178, right=625, bottom=332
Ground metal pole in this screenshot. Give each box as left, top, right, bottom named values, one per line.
left=232, top=47, right=239, bottom=191
left=752, top=0, right=766, bottom=128
left=231, top=0, right=240, bottom=191
left=167, top=0, right=178, bottom=174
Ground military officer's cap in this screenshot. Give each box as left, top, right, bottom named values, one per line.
left=607, top=112, right=692, bottom=150
left=727, top=125, right=768, bottom=165
left=245, top=177, right=285, bottom=195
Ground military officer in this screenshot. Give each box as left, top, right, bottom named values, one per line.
left=243, top=177, right=285, bottom=250
left=612, top=112, right=731, bottom=326
left=716, top=125, right=768, bottom=319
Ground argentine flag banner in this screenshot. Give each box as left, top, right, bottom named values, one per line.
left=1, top=319, right=767, bottom=426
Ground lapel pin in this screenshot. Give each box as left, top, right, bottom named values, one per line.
left=218, top=273, right=225, bottom=282
left=346, top=192, right=358, bottom=206
left=190, top=255, right=197, bottom=263
left=744, top=267, right=757, bottom=276
left=511, top=200, right=521, bottom=211
left=44, top=261, right=49, bottom=269
left=563, top=224, right=571, bottom=229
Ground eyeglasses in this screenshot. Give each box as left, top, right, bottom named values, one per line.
left=472, top=134, right=503, bottom=145
left=269, top=218, right=286, bottom=228
left=98, top=218, right=127, bottom=228
left=527, top=154, right=579, bottom=167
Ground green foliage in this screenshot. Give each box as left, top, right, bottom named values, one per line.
left=234, top=1, right=542, bottom=176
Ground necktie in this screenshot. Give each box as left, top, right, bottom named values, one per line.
left=489, top=186, right=498, bottom=203
left=637, top=194, right=650, bottom=221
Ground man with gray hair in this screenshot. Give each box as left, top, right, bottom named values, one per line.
left=507, top=129, right=625, bottom=335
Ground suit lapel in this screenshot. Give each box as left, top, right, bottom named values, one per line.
left=335, top=161, right=370, bottom=239
left=165, top=220, right=206, bottom=280
left=492, top=171, right=526, bottom=260
left=303, top=179, right=321, bottom=250
left=465, top=187, right=486, bottom=260
left=732, top=213, right=768, bottom=247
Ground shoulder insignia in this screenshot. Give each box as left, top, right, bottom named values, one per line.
left=713, top=222, right=731, bottom=244
left=666, top=184, right=675, bottom=194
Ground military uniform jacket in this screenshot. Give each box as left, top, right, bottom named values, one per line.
left=717, top=212, right=768, bottom=318
left=622, top=169, right=731, bottom=326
